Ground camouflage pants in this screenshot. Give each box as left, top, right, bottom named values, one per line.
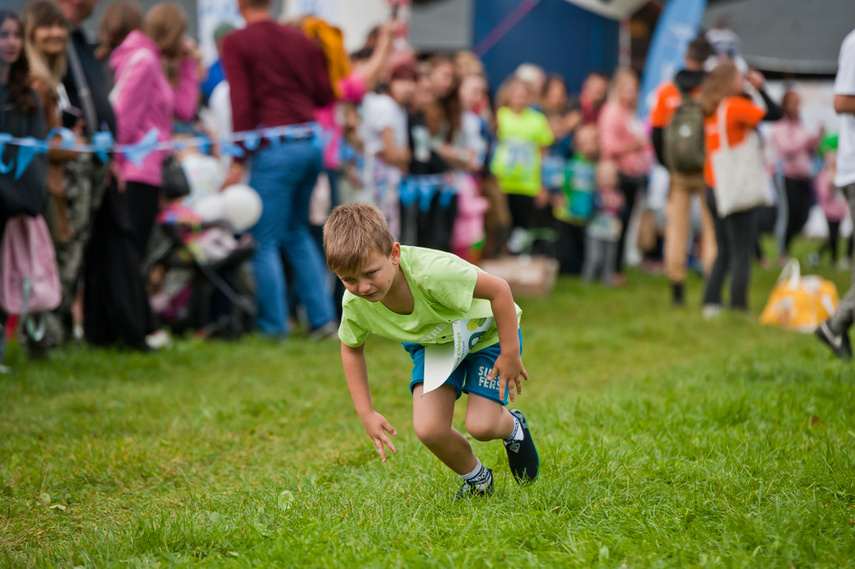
left=37, top=155, right=109, bottom=347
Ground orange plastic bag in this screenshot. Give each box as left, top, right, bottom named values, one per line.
left=759, top=260, right=839, bottom=332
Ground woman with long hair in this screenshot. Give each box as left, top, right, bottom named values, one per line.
left=699, top=62, right=782, bottom=316
left=541, top=74, right=568, bottom=115
left=21, top=0, right=85, bottom=355
left=88, top=1, right=199, bottom=350
left=0, top=10, right=37, bottom=123
left=22, top=1, right=81, bottom=236
left=598, top=67, right=652, bottom=283
left=0, top=9, right=48, bottom=368
left=94, top=2, right=142, bottom=66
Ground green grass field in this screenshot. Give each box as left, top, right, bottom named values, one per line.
left=2, top=250, right=854, bottom=568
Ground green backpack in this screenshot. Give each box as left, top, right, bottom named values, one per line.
left=664, top=84, right=706, bottom=174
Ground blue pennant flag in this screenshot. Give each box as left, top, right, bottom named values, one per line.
left=197, top=134, right=211, bottom=155
left=221, top=141, right=245, bottom=158
left=418, top=180, right=437, bottom=212
left=243, top=131, right=261, bottom=151
left=438, top=185, right=456, bottom=209
left=265, top=129, right=283, bottom=147
left=123, top=128, right=160, bottom=167
left=15, top=138, right=48, bottom=180
left=92, top=131, right=114, bottom=163
left=312, top=125, right=330, bottom=153
left=399, top=179, right=417, bottom=207
left=0, top=134, right=12, bottom=174
left=45, top=127, right=77, bottom=149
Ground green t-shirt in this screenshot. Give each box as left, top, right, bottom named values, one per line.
left=490, top=107, right=554, bottom=196
left=338, top=246, right=522, bottom=352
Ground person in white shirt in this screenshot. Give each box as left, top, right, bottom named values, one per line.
left=816, top=28, right=855, bottom=361
left=359, top=62, right=415, bottom=238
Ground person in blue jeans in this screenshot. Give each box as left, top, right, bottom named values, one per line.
left=221, top=0, right=337, bottom=338
left=248, top=139, right=337, bottom=337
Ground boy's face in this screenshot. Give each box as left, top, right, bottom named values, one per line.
left=337, top=244, right=401, bottom=303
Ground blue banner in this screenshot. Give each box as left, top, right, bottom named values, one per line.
left=1, top=123, right=462, bottom=200
left=638, top=0, right=708, bottom=120
left=0, top=123, right=321, bottom=181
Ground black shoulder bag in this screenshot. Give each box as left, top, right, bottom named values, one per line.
left=0, top=99, right=48, bottom=218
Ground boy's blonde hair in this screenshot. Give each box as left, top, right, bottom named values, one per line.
left=324, top=204, right=395, bottom=275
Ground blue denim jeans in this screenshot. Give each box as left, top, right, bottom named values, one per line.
left=248, top=140, right=335, bottom=336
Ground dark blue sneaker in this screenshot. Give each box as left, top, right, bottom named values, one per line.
left=455, top=468, right=494, bottom=500
left=504, top=409, right=539, bottom=483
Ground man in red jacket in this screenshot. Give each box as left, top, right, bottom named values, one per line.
left=221, top=0, right=338, bottom=339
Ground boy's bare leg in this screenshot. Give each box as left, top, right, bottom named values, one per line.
left=464, top=394, right=515, bottom=442
left=412, top=384, right=478, bottom=475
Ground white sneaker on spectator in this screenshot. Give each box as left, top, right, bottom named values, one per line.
left=308, top=321, right=338, bottom=341
left=702, top=304, right=722, bottom=320
left=145, top=329, right=172, bottom=350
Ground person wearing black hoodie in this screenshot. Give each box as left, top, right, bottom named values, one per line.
left=649, top=36, right=713, bottom=306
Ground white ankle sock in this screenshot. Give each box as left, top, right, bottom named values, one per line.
left=461, top=459, right=491, bottom=486
left=505, top=414, right=524, bottom=442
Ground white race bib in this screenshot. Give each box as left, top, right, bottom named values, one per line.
left=422, top=317, right=495, bottom=394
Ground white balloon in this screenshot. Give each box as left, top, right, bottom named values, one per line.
left=220, top=184, right=263, bottom=232
left=194, top=194, right=225, bottom=222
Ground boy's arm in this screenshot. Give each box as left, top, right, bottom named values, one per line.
left=472, top=272, right=528, bottom=402
left=341, top=342, right=398, bottom=462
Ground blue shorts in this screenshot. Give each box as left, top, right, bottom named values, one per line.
left=403, top=330, right=523, bottom=406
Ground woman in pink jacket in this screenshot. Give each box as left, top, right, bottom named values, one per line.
left=110, top=2, right=199, bottom=258
left=598, top=68, right=652, bottom=281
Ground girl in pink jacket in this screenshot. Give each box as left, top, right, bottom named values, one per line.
left=597, top=68, right=652, bottom=282
left=109, top=2, right=199, bottom=258
left=771, top=90, right=822, bottom=257
left=815, top=152, right=852, bottom=267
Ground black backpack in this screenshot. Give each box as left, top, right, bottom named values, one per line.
left=664, top=84, right=706, bottom=174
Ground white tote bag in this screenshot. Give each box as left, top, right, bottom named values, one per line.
left=710, top=101, right=773, bottom=217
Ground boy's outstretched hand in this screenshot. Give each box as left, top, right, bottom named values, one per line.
left=487, top=351, right=528, bottom=403
left=361, top=411, right=398, bottom=462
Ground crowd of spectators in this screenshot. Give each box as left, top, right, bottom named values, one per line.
left=0, top=0, right=848, bottom=372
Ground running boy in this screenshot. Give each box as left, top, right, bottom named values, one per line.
left=323, top=203, right=539, bottom=498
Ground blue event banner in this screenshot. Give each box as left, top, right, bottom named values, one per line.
left=638, top=0, right=708, bottom=120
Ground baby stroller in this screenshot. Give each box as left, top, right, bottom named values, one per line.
left=146, top=214, right=256, bottom=340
